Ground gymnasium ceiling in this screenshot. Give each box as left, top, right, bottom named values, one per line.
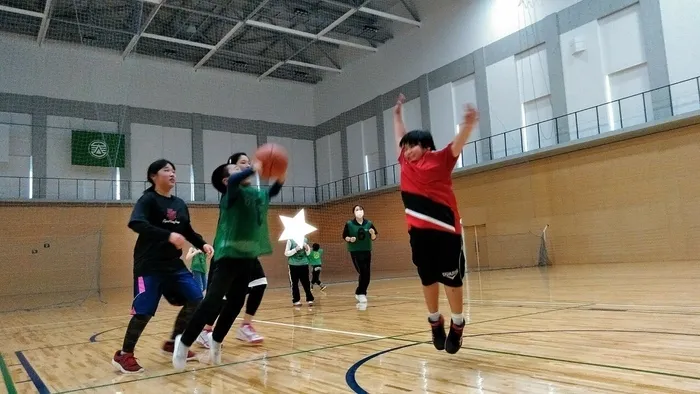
left=0, top=0, right=422, bottom=84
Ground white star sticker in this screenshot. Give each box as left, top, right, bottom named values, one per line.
left=278, top=209, right=317, bottom=246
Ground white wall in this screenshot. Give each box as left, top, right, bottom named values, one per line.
left=487, top=56, right=521, bottom=158
left=0, top=112, right=31, bottom=199
left=315, top=131, right=343, bottom=200
left=46, top=116, right=118, bottom=200
left=429, top=75, right=480, bottom=167
left=266, top=136, right=315, bottom=203
left=516, top=45, right=555, bottom=153
left=314, top=0, right=581, bottom=123
left=202, top=130, right=258, bottom=202
left=659, top=0, right=700, bottom=115
left=0, top=34, right=315, bottom=126
left=560, top=4, right=648, bottom=140
left=131, top=124, right=192, bottom=201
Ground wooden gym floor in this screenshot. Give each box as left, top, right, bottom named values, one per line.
left=1, top=262, right=700, bottom=393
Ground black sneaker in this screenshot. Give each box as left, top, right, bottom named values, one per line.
left=445, top=319, right=465, bottom=354
left=429, top=315, right=446, bottom=351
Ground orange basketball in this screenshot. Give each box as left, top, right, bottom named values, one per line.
left=255, top=143, right=288, bottom=179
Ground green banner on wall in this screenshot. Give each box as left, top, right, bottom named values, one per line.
left=71, top=130, right=125, bottom=168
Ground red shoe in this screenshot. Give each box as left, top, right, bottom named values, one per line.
left=112, top=350, right=144, bottom=374
left=161, top=340, right=197, bottom=361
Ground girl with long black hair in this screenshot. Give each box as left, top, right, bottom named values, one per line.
left=112, top=159, right=213, bottom=374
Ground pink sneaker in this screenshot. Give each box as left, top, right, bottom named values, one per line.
left=236, top=323, right=264, bottom=344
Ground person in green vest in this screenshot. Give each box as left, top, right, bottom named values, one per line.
left=285, top=236, right=314, bottom=306
left=186, top=246, right=210, bottom=292
left=343, top=205, right=378, bottom=304
left=173, top=158, right=284, bottom=370
left=308, top=243, right=326, bottom=291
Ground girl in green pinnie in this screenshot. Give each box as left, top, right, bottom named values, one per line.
left=173, top=160, right=284, bottom=369
left=308, top=243, right=326, bottom=291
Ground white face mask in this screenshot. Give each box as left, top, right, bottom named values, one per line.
left=355, top=209, right=364, bottom=220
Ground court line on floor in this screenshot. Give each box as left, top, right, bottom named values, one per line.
left=54, top=303, right=587, bottom=393
left=346, top=328, right=700, bottom=393
left=88, top=301, right=413, bottom=343
left=15, top=351, right=49, bottom=394
left=53, top=336, right=406, bottom=394
left=0, top=353, right=18, bottom=394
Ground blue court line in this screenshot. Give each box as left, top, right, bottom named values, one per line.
left=15, top=351, right=50, bottom=394
left=345, top=342, right=421, bottom=394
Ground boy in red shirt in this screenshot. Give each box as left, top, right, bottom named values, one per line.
left=393, top=93, right=479, bottom=354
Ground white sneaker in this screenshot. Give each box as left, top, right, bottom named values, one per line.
left=196, top=330, right=212, bottom=349
left=355, top=295, right=368, bottom=303
left=172, top=335, right=189, bottom=371
left=236, top=323, right=264, bottom=344
left=209, top=332, right=222, bottom=365
left=293, top=301, right=302, bottom=306
left=308, top=300, right=314, bottom=306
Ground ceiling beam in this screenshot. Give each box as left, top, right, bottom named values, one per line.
left=246, top=19, right=376, bottom=52
left=257, top=0, right=376, bottom=82
left=358, top=7, right=421, bottom=26
left=398, top=0, right=421, bottom=22
left=287, top=60, right=341, bottom=73
left=141, top=33, right=340, bottom=74
left=159, top=2, right=377, bottom=52
left=0, top=5, right=44, bottom=19
left=194, top=0, right=271, bottom=70
left=122, top=0, right=165, bottom=59
left=318, top=0, right=421, bottom=26
left=36, top=0, right=54, bottom=46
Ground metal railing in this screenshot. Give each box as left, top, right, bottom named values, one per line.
left=1, top=76, right=698, bottom=205
left=0, top=176, right=318, bottom=204
left=316, top=75, right=700, bottom=201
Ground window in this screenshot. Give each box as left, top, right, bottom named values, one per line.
left=454, top=124, right=464, bottom=168
left=115, top=167, right=121, bottom=200
left=364, top=154, right=372, bottom=191
left=28, top=155, right=33, bottom=199
left=190, top=166, right=195, bottom=202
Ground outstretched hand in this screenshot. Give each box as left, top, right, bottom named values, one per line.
left=394, top=93, right=405, bottom=116
left=462, top=104, right=479, bottom=127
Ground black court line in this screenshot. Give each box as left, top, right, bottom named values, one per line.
left=346, top=328, right=700, bottom=393
left=51, top=303, right=586, bottom=393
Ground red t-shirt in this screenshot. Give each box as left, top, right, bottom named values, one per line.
left=398, top=143, right=462, bottom=234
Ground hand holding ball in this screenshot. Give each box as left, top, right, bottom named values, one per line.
left=255, top=143, right=288, bottom=180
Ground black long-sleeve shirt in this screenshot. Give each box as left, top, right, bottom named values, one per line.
left=223, top=168, right=283, bottom=207
left=129, top=190, right=207, bottom=276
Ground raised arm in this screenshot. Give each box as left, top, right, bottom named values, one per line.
left=224, top=167, right=256, bottom=206
left=268, top=170, right=286, bottom=198
left=451, top=104, right=480, bottom=158
left=393, top=93, right=407, bottom=159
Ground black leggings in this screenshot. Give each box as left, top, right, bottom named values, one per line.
left=180, top=258, right=254, bottom=346
left=289, top=265, right=314, bottom=303
left=351, top=251, right=372, bottom=295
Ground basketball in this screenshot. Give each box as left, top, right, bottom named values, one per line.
left=255, top=143, right=288, bottom=179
